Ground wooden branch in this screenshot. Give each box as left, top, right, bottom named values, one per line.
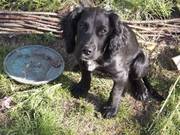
left=0, top=27, right=43, bottom=33
left=128, top=25, right=155, bottom=31
left=0, top=23, right=24, bottom=27
left=0, top=14, right=60, bottom=22
left=157, top=23, right=180, bottom=28
left=141, top=33, right=173, bottom=37
left=24, top=20, right=60, bottom=30
left=128, top=25, right=180, bottom=32
left=0, top=19, right=59, bottom=28
left=0, top=11, right=59, bottom=16
left=122, top=18, right=180, bottom=24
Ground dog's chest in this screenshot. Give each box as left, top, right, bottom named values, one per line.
left=85, top=60, right=107, bottom=72
left=97, top=56, right=128, bottom=74
left=86, top=57, right=119, bottom=73
left=86, top=60, right=97, bottom=71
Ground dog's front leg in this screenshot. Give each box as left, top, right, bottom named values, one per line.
left=71, top=68, right=91, bottom=98
left=101, top=72, right=128, bottom=118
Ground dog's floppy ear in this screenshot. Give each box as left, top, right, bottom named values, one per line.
left=62, top=7, right=83, bottom=53
left=107, top=12, right=128, bottom=56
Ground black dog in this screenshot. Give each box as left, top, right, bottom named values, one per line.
left=62, top=7, right=164, bottom=118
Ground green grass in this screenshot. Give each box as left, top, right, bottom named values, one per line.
left=0, top=44, right=137, bottom=135
left=0, top=72, right=136, bottom=134
left=0, top=1, right=179, bottom=134
left=0, top=0, right=78, bottom=12
left=113, top=0, right=173, bottom=20
left=146, top=76, right=180, bottom=135
left=0, top=37, right=179, bottom=135
left=95, top=0, right=175, bottom=19
left=0, top=0, right=177, bottom=19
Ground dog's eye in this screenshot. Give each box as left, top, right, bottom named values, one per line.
left=79, top=22, right=88, bottom=32
left=101, top=29, right=107, bottom=34
left=98, top=28, right=108, bottom=36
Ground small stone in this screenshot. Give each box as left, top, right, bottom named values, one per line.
left=172, top=55, right=180, bottom=70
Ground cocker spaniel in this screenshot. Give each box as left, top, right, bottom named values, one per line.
left=62, top=7, right=164, bottom=118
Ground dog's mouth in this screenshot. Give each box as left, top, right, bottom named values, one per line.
left=80, top=53, right=94, bottom=61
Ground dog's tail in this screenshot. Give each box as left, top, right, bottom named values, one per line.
left=130, top=51, right=164, bottom=102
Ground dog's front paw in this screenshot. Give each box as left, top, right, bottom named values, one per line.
left=101, top=105, right=118, bottom=119
left=71, top=83, right=88, bottom=98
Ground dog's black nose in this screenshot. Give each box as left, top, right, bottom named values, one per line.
left=82, top=48, right=93, bottom=56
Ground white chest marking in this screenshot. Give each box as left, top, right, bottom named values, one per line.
left=87, top=61, right=97, bottom=71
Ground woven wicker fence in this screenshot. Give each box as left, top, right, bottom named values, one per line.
left=0, top=11, right=179, bottom=45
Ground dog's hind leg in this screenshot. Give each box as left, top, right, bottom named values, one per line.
left=129, top=77, right=150, bottom=101
left=129, top=77, right=164, bottom=102
left=129, top=50, right=164, bottom=102
left=142, top=77, right=164, bottom=102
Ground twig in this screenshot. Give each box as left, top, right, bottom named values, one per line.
left=138, top=40, right=159, bottom=45
left=0, top=19, right=59, bottom=26
left=0, top=27, right=44, bottom=33
left=141, top=34, right=173, bottom=37
left=0, top=11, right=59, bottom=16
left=128, top=25, right=155, bottom=31
left=122, top=18, right=180, bottom=24
left=133, top=30, right=147, bottom=40
left=0, top=14, right=60, bottom=22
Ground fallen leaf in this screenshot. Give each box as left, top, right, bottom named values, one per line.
left=0, top=96, right=12, bottom=111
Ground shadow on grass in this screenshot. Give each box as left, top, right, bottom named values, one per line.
left=53, top=73, right=105, bottom=113
left=53, top=73, right=76, bottom=89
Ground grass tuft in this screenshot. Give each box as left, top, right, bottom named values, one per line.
left=147, top=75, right=180, bottom=135
left=0, top=0, right=77, bottom=11
left=97, top=0, right=174, bottom=20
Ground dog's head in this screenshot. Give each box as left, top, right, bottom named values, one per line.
left=62, top=7, right=124, bottom=62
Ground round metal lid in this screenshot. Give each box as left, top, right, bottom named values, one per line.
left=3, top=45, right=64, bottom=85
